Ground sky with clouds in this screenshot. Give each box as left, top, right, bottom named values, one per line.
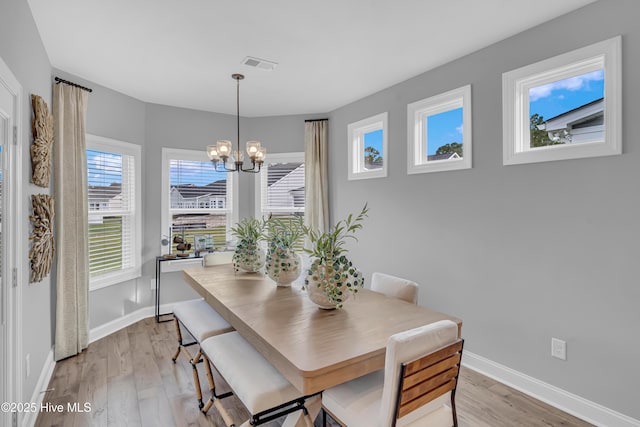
left=529, top=69, right=604, bottom=120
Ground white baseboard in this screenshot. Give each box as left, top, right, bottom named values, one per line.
left=462, top=351, right=640, bottom=427
left=89, top=300, right=199, bottom=343
left=22, top=348, right=55, bottom=427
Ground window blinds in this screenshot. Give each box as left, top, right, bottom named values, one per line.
left=261, top=161, right=305, bottom=218
left=87, top=149, right=136, bottom=277
left=169, top=159, right=231, bottom=251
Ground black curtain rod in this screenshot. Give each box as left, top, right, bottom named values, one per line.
left=305, top=118, right=328, bottom=122
left=54, top=77, right=93, bottom=93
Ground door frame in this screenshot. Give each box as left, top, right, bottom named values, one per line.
left=0, top=55, right=24, bottom=427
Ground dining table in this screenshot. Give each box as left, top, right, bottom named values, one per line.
left=182, top=264, right=462, bottom=427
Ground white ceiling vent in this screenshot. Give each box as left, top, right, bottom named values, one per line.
left=241, top=56, right=278, bottom=71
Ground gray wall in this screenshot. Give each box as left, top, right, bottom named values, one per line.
left=0, top=0, right=54, bottom=402
left=327, top=0, right=639, bottom=419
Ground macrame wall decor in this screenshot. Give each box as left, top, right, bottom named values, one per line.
left=29, top=194, right=55, bottom=283
left=30, top=94, right=54, bottom=187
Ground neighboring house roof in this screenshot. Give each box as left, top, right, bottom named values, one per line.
left=171, top=180, right=227, bottom=198
left=537, top=98, right=604, bottom=132
left=427, top=153, right=460, bottom=161
left=267, top=163, right=301, bottom=186
left=267, top=164, right=305, bottom=209
left=88, top=182, right=121, bottom=200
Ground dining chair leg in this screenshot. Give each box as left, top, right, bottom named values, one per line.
left=171, top=318, right=183, bottom=362
left=191, top=360, right=204, bottom=409
left=192, top=348, right=202, bottom=364
left=451, top=389, right=459, bottom=427
left=303, top=412, right=314, bottom=427
left=201, top=354, right=216, bottom=413
left=201, top=354, right=234, bottom=422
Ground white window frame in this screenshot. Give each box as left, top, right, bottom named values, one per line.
left=407, top=85, right=472, bottom=174
left=348, top=112, right=388, bottom=180
left=161, top=147, right=238, bottom=254
left=86, top=134, right=142, bottom=291
left=254, top=151, right=305, bottom=219
left=502, top=36, right=621, bottom=165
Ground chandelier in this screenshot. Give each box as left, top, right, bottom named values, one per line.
left=206, top=73, right=266, bottom=173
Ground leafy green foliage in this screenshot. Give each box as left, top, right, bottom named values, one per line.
left=303, top=204, right=368, bottom=262
left=265, top=216, right=304, bottom=282
left=231, top=217, right=266, bottom=272
left=435, top=142, right=463, bottom=156
left=530, top=113, right=564, bottom=147
left=364, top=146, right=382, bottom=165
left=230, top=217, right=265, bottom=244
left=303, top=204, right=368, bottom=308
left=266, top=216, right=304, bottom=250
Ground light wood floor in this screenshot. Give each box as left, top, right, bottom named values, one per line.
left=35, top=317, right=593, bottom=427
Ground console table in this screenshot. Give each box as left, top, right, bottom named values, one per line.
left=154, top=255, right=203, bottom=322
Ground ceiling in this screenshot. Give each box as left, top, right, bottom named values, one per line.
left=27, top=0, right=596, bottom=117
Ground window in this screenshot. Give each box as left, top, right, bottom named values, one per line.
left=161, top=148, right=237, bottom=254
left=87, top=135, right=141, bottom=289
left=348, top=112, right=388, bottom=180
left=407, top=85, right=472, bottom=174
left=503, top=36, right=621, bottom=165
left=255, top=152, right=305, bottom=220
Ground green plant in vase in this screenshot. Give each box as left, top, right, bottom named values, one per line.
left=231, top=217, right=266, bottom=273
left=265, top=216, right=304, bottom=286
left=303, top=204, right=368, bottom=309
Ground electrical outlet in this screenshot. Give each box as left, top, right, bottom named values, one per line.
left=25, top=353, right=30, bottom=378
left=551, top=338, right=566, bottom=360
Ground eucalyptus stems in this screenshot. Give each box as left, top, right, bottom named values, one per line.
left=231, top=217, right=266, bottom=272
left=303, top=204, right=368, bottom=308
left=265, top=216, right=304, bottom=285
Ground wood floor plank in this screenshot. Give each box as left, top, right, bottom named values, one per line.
left=129, top=331, right=164, bottom=392
left=107, top=374, right=141, bottom=427
left=35, top=318, right=595, bottom=427
left=106, top=327, right=133, bottom=379
left=74, top=356, right=108, bottom=427
left=137, top=386, right=177, bottom=427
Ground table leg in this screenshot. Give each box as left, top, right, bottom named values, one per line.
left=281, top=394, right=321, bottom=427
left=155, top=257, right=160, bottom=322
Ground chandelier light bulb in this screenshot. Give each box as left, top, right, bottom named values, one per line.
left=207, top=144, right=219, bottom=161
left=217, top=140, right=232, bottom=157
left=246, top=141, right=261, bottom=158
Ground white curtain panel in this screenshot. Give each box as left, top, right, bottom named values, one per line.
left=304, top=120, right=329, bottom=234
left=53, top=83, right=89, bottom=361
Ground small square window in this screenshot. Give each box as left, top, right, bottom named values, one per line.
left=503, top=36, right=621, bottom=165
left=348, top=112, right=388, bottom=180
left=407, top=85, right=472, bottom=174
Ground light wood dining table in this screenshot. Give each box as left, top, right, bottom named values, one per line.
left=183, top=264, right=462, bottom=426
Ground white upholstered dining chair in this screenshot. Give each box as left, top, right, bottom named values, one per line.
left=200, top=331, right=317, bottom=427
left=371, top=272, right=419, bottom=304
left=322, top=320, right=463, bottom=427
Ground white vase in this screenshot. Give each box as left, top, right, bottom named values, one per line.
left=304, top=257, right=362, bottom=309
left=266, top=247, right=301, bottom=286
left=233, top=242, right=265, bottom=273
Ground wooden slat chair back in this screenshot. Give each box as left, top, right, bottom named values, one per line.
left=321, top=320, right=461, bottom=427
left=394, top=338, right=464, bottom=427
